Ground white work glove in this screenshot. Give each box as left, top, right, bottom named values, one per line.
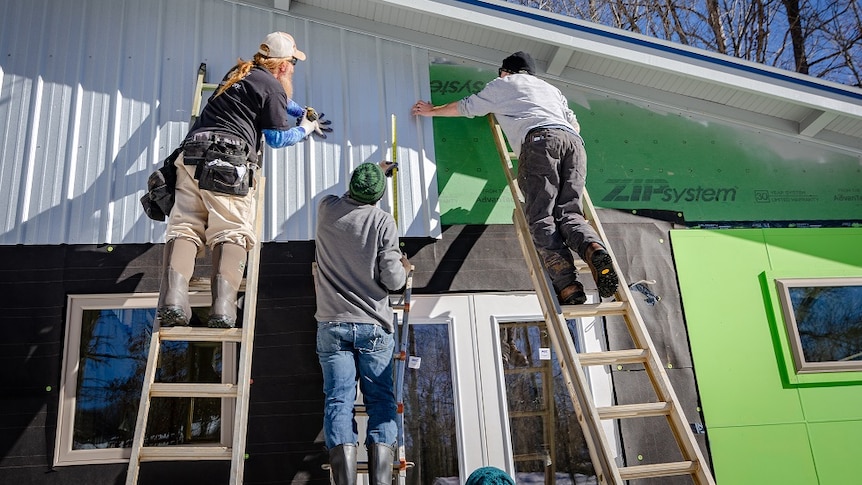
left=299, top=115, right=320, bottom=139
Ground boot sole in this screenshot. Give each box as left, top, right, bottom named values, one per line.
left=207, top=317, right=236, bottom=328
left=590, top=251, right=619, bottom=298
left=157, top=307, right=189, bottom=326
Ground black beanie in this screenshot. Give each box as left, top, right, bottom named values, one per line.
left=501, top=51, right=535, bottom=75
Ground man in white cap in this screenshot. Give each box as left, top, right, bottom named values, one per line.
left=156, top=32, right=331, bottom=329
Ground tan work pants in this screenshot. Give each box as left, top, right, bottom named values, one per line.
left=165, top=153, right=257, bottom=253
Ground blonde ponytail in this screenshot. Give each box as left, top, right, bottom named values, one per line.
left=215, top=53, right=288, bottom=97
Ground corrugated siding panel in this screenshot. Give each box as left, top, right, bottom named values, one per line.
left=0, top=0, right=440, bottom=245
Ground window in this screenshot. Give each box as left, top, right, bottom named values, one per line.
left=499, top=320, right=595, bottom=482
left=402, top=322, right=460, bottom=485
left=54, top=294, right=236, bottom=466
left=776, top=277, right=862, bottom=373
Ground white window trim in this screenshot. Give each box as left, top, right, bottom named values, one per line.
left=54, top=293, right=236, bottom=466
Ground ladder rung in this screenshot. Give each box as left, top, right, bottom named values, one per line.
left=579, top=348, right=648, bottom=366
left=202, top=82, right=218, bottom=91
left=139, top=445, right=232, bottom=461
left=323, top=462, right=415, bottom=472
left=597, top=402, right=671, bottom=420
left=561, top=301, right=627, bottom=318
left=513, top=453, right=550, bottom=462
left=150, top=382, right=238, bottom=398
left=510, top=409, right=550, bottom=418
left=159, top=327, right=244, bottom=342
left=618, top=461, right=698, bottom=480
left=189, top=277, right=247, bottom=292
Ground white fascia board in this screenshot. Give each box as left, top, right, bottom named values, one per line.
left=374, top=0, right=862, bottom=119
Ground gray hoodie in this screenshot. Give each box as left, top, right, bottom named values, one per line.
left=314, top=194, right=406, bottom=332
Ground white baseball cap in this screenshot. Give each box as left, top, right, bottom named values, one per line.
left=258, top=32, right=306, bottom=61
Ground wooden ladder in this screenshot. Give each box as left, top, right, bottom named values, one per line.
left=126, top=63, right=262, bottom=485
left=488, top=115, right=716, bottom=484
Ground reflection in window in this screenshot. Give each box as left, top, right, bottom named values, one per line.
left=57, top=295, right=231, bottom=466
left=403, top=323, right=459, bottom=485
left=74, top=308, right=223, bottom=449
left=500, top=321, right=595, bottom=484
left=776, top=278, right=862, bottom=373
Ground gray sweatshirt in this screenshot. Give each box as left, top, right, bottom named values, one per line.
left=314, top=194, right=406, bottom=333
left=457, top=73, right=580, bottom=156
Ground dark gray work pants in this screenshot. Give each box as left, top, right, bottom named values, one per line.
left=517, top=127, right=602, bottom=292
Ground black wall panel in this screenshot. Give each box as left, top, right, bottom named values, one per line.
left=0, top=225, right=531, bottom=485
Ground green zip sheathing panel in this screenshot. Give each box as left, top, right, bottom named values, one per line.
left=427, top=63, right=862, bottom=227
left=671, top=228, right=862, bottom=485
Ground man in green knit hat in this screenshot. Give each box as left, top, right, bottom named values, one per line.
left=314, top=162, right=411, bottom=485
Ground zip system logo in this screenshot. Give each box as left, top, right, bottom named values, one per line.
left=601, top=179, right=738, bottom=203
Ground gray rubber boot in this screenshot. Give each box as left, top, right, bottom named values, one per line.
left=328, top=444, right=358, bottom=485
left=207, top=242, right=247, bottom=328
left=157, top=238, right=197, bottom=326
left=367, top=443, right=395, bottom=485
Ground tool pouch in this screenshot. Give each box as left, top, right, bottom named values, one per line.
left=197, top=156, right=252, bottom=196
left=184, top=134, right=253, bottom=196
left=140, top=147, right=181, bottom=221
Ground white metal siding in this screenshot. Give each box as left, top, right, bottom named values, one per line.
left=0, top=0, right=440, bottom=245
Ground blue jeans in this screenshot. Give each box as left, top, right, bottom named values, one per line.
left=317, top=322, right=397, bottom=450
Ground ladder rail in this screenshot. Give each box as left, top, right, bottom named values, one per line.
left=125, top=332, right=162, bottom=485
left=393, top=267, right=414, bottom=482
left=229, top=176, right=265, bottom=484
left=581, top=189, right=715, bottom=481
left=511, top=206, right=622, bottom=485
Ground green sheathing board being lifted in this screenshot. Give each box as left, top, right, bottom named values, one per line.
left=427, top=63, right=862, bottom=226
left=671, top=228, right=862, bottom=484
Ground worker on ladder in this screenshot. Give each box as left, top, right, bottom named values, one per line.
left=314, top=162, right=412, bottom=485
left=155, top=31, right=330, bottom=328
left=412, top=51, right=618, bottom=304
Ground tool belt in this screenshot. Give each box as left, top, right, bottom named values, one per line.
left=182, top=131, right=255, bottom=196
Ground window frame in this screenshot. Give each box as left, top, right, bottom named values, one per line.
left=775, top=276, right=862, bottom=374
left=54, top=293, right=236, bottom=467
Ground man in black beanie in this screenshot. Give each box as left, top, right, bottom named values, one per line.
left=412, top=51, right=618, bottom=304
left=314, top=162, right=411, bottom=485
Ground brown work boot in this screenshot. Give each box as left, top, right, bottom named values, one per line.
left=558, top=281, right=587, bottom=305
left=585, top=242, right=619, bottom=298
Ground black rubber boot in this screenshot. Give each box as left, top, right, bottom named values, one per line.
left=328, top=444, right=358, bottom=485
left=207, top=242, right=247, bottom=328
left=367, top=443, right=395, bottom=485
left=157, top=238, right=197, bottom=326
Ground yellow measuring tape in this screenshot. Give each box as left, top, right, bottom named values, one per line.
left=391, top=113, right=399, bottom=228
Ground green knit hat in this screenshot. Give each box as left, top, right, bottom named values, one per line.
left=465, top=467, right=515, bottom=485
left=349, top=163, right=386, bottom=204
